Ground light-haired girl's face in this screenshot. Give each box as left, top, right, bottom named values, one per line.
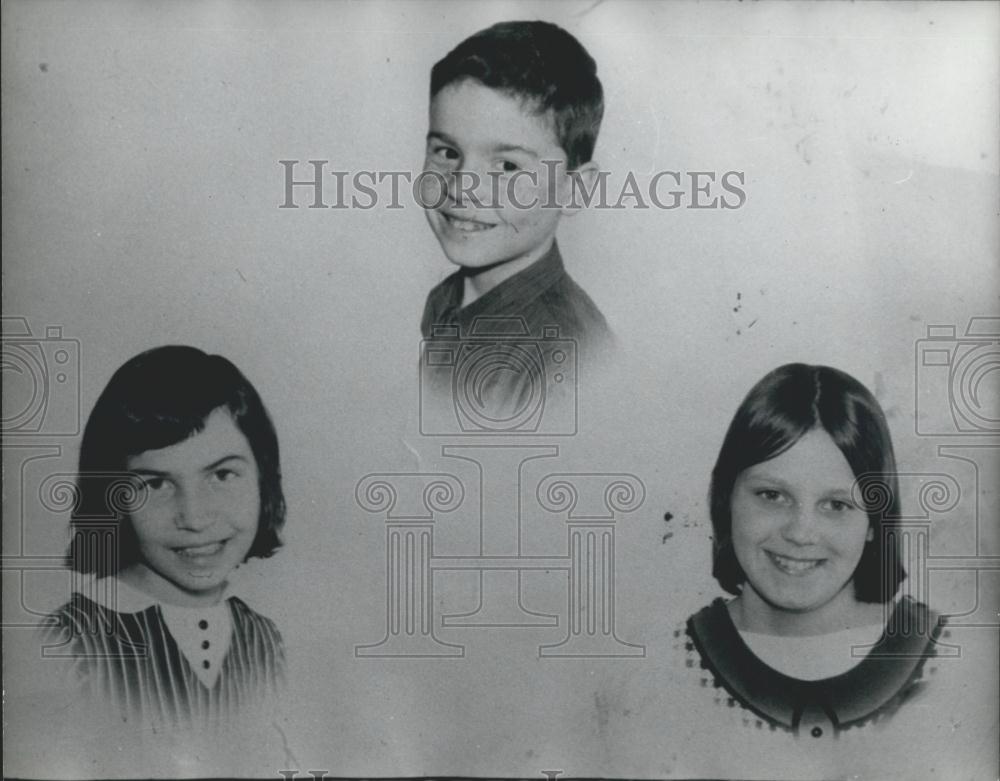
left=124, top=407, right=259, bottom=607
left=730, top=427, right=873, bottom=634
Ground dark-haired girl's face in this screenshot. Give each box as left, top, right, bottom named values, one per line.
left=121, top=407, right=260, bottom=607
left=730, top=428, right=874, bottom=635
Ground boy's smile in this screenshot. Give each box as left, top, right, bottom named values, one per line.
left=439, top=209, right=498, bottom=233
left=423, top=79, right=583, bottom=292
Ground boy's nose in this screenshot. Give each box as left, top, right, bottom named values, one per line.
left=446, top=168, right=492, bottom=209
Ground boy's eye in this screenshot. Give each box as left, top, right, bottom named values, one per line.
left=432, top=145, right=459, bottom=161
left=499, top=160, right=521, bottom=173
left=140, top=477, right=169, bottom=492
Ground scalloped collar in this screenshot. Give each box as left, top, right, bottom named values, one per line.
left=686, top=596, right=943, bottom=732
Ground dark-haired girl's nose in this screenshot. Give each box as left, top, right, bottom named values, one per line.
left=172, top=488, right=214, bottom=531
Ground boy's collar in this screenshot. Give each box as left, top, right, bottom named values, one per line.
left=444, top=241, right=566, bottom=322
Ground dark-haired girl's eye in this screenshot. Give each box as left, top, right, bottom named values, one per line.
left=210, top=467, right=247, bottom=488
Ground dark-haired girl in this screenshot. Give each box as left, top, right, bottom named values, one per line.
left=44, top=345, right=287, bottom=728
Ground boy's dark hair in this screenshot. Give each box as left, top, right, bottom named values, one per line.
left=708, top=363, right=906, bottom=604
left=67, top=345, right=285, bottom=576
left=430, top=20, right=604, bottom=170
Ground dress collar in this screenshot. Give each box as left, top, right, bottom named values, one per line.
left=76, top=574, right=234, bottom=613
left=75, top=575, right=235, bottom=689
left=686, top=596, right=943, bottom=732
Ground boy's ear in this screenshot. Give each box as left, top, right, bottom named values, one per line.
left=561, top=161, right=600, bottom=217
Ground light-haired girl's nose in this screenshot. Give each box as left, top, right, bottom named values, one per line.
left=781, top=508, right=819, bottom=544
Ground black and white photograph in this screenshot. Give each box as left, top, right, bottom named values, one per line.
left=3, top=1, right=998, bottom=779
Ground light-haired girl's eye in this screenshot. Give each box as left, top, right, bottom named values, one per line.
left=827, top=499, right=856, bottom=513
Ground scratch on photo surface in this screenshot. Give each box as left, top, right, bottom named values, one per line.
left=274, top=721, right=301, bottom=770
left=575, top=0, right=606, bottom=17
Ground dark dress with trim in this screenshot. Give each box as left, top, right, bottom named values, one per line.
left=684, top=596, right=947, bottom=739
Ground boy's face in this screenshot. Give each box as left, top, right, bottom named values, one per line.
left=422, top=79, right=577, bottom=271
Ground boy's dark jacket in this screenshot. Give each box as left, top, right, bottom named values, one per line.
left=421, top=241, right=612, bottom=355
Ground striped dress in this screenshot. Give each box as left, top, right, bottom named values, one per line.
left=43, top=591, right=286, bottom=728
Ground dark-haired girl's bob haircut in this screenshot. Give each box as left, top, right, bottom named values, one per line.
left=66, top=345, right=285, bottom=576
left=708, top=363, right=906, bottom=603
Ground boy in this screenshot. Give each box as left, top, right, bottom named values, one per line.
left=419, top=20, right=612, bottom=429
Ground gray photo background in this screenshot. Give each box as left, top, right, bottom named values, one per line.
left=2, top=1, right=998, bottom=778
